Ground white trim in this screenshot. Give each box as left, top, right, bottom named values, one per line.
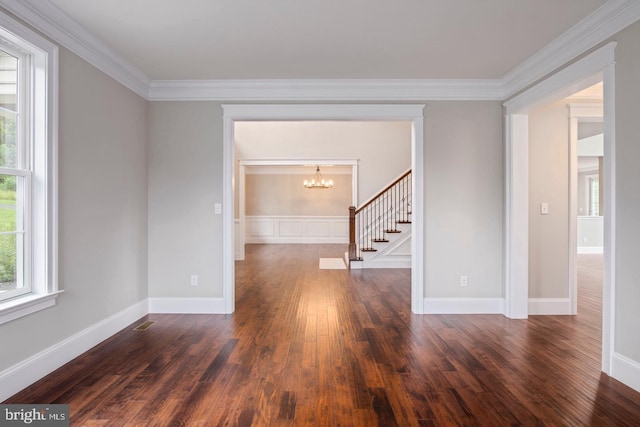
left=611, top=352, right=640, bottom=393
left=1, top=0, right=639, bottom=102
left=502, top=0, right=640, bottom=98
left=149, top=79, right=504, bottom=101
left=148, top=297, right=226, bottom=314
left=569, top=114, right=579, bottom=315
left=350, top=259, right=411, bottom=269
left=0, top=7, right=60, bottom=322
left=223, top=104, right=425, bottom=314
left=528, top=298, right=572, bottom=315
left=244, top=165, right=353, bottom=175
left=503, top=113, right=529, bottom=319
left=424, top=298, right=505, bottom=314
left=504, top=43, right=614, bottom=113
left=504, top=43, right=616, bottom=375
left=0, top=291, right=63, bottom=325
left=0, top=0, right=150, bottom=98
left=601, top=60, right=616, bottom=375
left=410, top=109, right=424, bottom=314
left=0, top=298, right=148, bottom=402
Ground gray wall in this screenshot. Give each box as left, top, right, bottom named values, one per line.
left=613, top=20, right=640, bottom=362
left=0, top=47, right=149, bottom=370
left=245, top=173, right=352, bottom=216
left=423, top=102, right=504, bottom=298
left=528, top=100, right=570, bottom=298
left=148, top=102, right=223, bottom=298
left=146, top=101, right=505, bottom=301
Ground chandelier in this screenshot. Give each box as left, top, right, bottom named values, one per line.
left=303, top=166, right=333, bottom=189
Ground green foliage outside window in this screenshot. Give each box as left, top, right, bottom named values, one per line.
left=0, top=115, right=17, bottom=284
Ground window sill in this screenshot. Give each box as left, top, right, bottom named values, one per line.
left=0, top=290, right=64, bottom=325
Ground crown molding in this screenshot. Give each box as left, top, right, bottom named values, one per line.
left=148, top=79, right=504, bottom=101
left=0, top=0, right=150, bottom=98
left=2, top=0, right=640, bottom=102
left=502, top=0, right=640, bottom=99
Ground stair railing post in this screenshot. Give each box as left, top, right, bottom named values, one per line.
left=349, top=206, right=357, bottom=260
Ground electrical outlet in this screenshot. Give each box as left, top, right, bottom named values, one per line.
left=190, top=274, right=198, bottom=286
left=460, top=275, right=468, bottom=287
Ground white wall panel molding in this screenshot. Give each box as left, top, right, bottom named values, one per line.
left=245, top=216, right=348, bottom=244
left=0, top=299, right=148, bottom=402
left=502, top=0, right=640, bottom=98
left=424, top=298, right=505, bottom=314
left=1, top=0, right=149, bottom=98
left=149, top=79, right=504, bottom=101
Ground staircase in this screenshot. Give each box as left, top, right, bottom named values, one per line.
left=347, top=170, right=412, bottom=269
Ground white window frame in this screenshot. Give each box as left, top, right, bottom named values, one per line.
left=0, top=10, right=59, bottom=324
left=585, top=173, right=600, bottom=217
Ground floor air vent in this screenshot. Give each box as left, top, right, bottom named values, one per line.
left=133, top=321, right=155, bottom=331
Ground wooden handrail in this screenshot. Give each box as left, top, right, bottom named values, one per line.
left=348, top=206, right=357, bottom=260
left=349, top=169, right=412, bottom=262
left=355, top=169, right=412, bottom=214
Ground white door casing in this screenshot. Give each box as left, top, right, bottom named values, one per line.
left=222, top=104, right=426, bottom=314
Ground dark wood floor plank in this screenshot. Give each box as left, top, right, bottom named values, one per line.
left=4, top=245, right=640, bottom=426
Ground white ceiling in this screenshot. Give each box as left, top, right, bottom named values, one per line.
left=45, top=0, right=607, bottom=81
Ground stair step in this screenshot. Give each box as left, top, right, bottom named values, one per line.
left=361, top=248, right=377, bottom=252
left=397, top=220, right=412, bottom=224
left=372, top=239, right=389, bottom=243
left=385, top=229, right=401, bottom=233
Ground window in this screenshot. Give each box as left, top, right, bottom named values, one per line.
left=586, top=174, right=600, bottom=216
left=0, top=11, right=59, bottom=324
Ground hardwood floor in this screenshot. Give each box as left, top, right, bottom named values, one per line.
left=5, top=246, right=640, bottom=426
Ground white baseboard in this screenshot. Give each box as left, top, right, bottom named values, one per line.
left=424, top=298, right=505, bottom=314
left=612, top=352, right=640, bottom=393
left=577, top=246, right=604, bottom=254
left=0, top=299, right=149, bottom=402
left=350, top=258, right=411, bottom=269
left=148, top=297, right=226, bottom=313
left=528, top=298, right=572, bottom=315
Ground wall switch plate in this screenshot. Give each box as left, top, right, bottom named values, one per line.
left=190, top=274, right=198, bottom=286
left=214, top=203, right=222, bottom=214
left=540, top=202, right=549, bottom=215
left=460, top=275, right=468, bottom=287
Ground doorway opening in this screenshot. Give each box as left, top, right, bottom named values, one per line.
left=221, top=104, right=426, bottom=314
left=504, top=42, right=616, bottom=374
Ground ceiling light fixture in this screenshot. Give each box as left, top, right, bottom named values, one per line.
left=303, top=166, right=333, bottom=189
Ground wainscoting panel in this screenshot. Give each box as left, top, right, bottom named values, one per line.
left=279, top=220, right=304, bottom=237
left=246, top=216, right=349, bottom=244
left=249, top=219, right=275, bottom=237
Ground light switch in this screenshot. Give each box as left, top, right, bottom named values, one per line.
left=214, top=203, right=222, bottom=214
left=540, top=202, right=549, bottom=215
